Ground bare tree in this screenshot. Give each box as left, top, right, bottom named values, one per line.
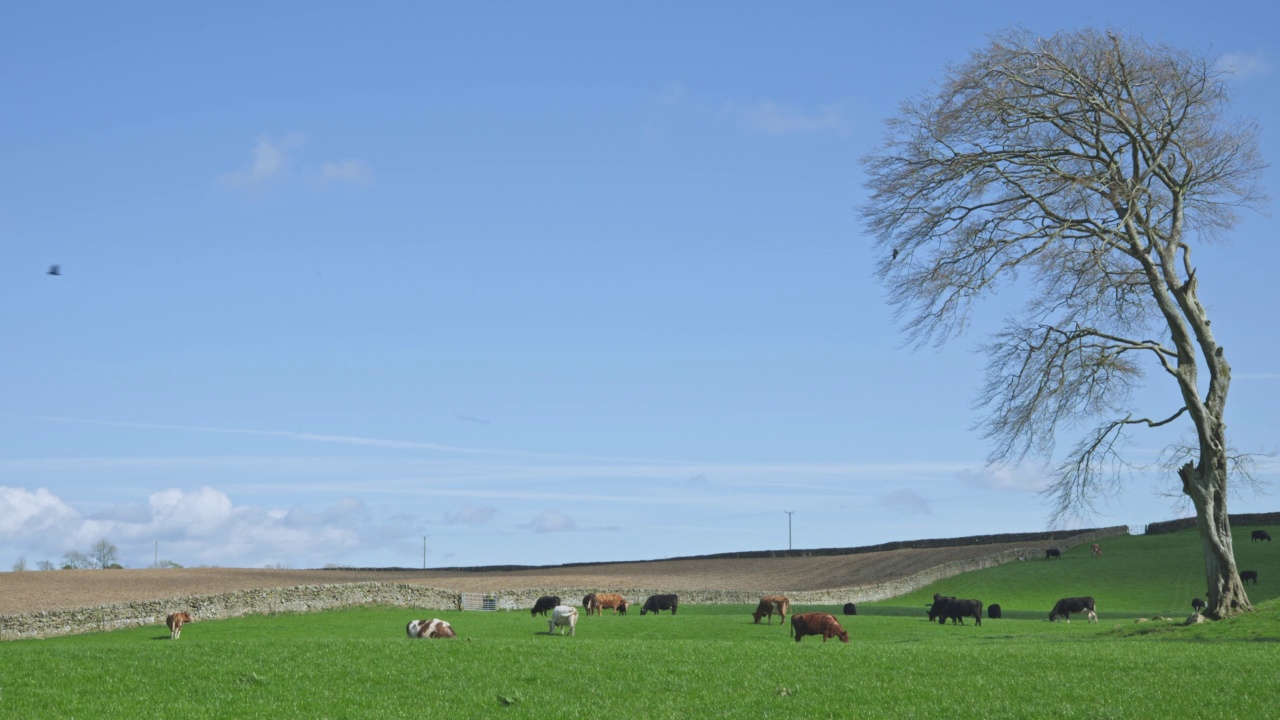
left=91, top=539, right=121, bottom=569
left=11, top=556, right=27, bottom=572
left=862, top=27, right=1267, bottom=618
left=61, top=550, right=94, bottom=570
left=37, top=560, right=55, bottom=571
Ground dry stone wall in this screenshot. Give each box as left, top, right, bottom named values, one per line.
left=0, top=527, right=1127, bottom=640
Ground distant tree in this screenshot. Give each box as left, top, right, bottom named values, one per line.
left=11, top=557, right=27, bottom=572
left=36, top=560, right=55, bottom=571
left=156, top=559, right=183, bottom=569
left=61, top=550, right=94, bottom=569
left=90, top=539, right=120, bottom=569
left=862, top=27, right=1266, bottom=618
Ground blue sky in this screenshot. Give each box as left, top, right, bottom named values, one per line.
left=2, top=1, right=1276, bottom=570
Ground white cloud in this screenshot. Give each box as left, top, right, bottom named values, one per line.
left=880, top=489, right=932, bottom=515
left=215, top=134, right=373, bottom=194
left=1215, top=52, right=1271, bottom=80
left=958, top=465, right=1053, bottom=492
left=0, top=486, right=81, bottom=540
left=445, top=505, right=497, bottom=526
left=527, top=510, right=576, bottom=533
left=728, top=100, right=848, bottom=136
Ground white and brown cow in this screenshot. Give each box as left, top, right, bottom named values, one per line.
left=406, top=618, right=457, bottom=639
left=166, top=612, right=192, bottom=640
left=752, top=595, right=791, bottom=625
left=549, top=606, right=578, bottom=636
left=1091, top=544, right=1103, bottom=557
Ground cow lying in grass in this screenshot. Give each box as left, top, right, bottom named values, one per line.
left=752, top=596, right=790, bottom=625
left=549, top=606, right=578, bottom=636
left=406, top=618, right=457, bottom=639
left=166, top=612, right=192, bottom=640
left=1048, top=596, right=1097, bottom=623
left=790, top=612, right=848, bottom=643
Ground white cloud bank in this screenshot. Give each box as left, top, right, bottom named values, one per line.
left=216, top=134, right=373, bottom=194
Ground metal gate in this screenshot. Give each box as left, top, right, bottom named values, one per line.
left=460, top=592, right=498, bottom=611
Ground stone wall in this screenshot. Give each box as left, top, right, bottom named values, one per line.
left=0, top=527, right=1127, bottom=641
left=1143, top=512, right=1280, bottom=535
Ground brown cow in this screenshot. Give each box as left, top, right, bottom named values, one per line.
left=406, top=618, right=457, bottom=639
left=790, top=612, right=849, bottom=643
left=588, top=593, right=629, bottom=616
left=166, top=612, right=192, bottom=640
left=752, top=595, right=791, bottom=625
left=1090, top=544, right=1102, bottom=557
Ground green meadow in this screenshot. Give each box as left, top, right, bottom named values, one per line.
left=1, top=527, right=1277, bottom=719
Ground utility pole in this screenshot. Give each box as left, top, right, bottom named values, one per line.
left=785, top=511, right=794, bottom=551
left=422, top=535, right=427, bottom=570
left=154, top=540, right=158, bottom=569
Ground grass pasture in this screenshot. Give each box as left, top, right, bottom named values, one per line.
left=1, top=527, right=1277, bottom=719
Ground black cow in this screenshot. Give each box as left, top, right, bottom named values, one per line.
left=926, top=594, right=955, bottom=622
left=582, top=593, right=596, bottom=612
left=842, top=602, right=857, bottom=616
left=1240, top=570, right=1258, bottom=585
left=1191, top=598, right=1206, bottom=613
left=640, top=594, right=679, bottom=615
left=531, top=595, right=561, bottom=617
left=938, top=598, right=983, bottom=626
left=988, top=603, right=1002, bottom=619
left=1252, top=530, right=1272, bottom=543
left=1045, top=547, right=1062, bottom=560
left=1048, top=596, right=1097, bottom=623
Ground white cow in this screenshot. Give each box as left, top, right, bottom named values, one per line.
left=406, top=618, right=457, bottom=639
left=549, top=605, right=578, bottom=636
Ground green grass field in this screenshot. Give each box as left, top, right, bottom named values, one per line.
left=2, top=527, right=1277, bottom=719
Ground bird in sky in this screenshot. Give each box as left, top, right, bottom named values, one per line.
left=47, top=264, right=61, bottom=276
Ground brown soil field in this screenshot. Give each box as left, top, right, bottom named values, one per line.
left=0, top=541, right=1035, bottom=615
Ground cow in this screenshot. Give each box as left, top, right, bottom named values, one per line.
left=988, top=603, right=1002, bottom=619
left=1191, top=598, right=1206, bottom=613
left=549, top=606, right=578, bottom=636
left=843, top=602, right=857, bottom=616
left=531, top=595, right=561, bottom=617
left=790, top=612, right=849, bottom=643
left=752, top=596, right=790, bottom=625
left=166, top=612, right=192, bottom=640
left=582, top=593, right=596, bottom=612
left=1252, top=530, right=1272, bottom=543
left=406, top=618, right=456, bottom=639
left=588, top=593, right=628, bottom=616
left=930, top=596, right=983, bottom=626
left=1048, top=596, right=1097, bottom=623
left=1045, top=547, right=1062, bottom=560
left=640, top=594, right=679, bottom=615
left=1090, top=544, right=1103, bottom=557
left=1240, top=570, right=1258, bottom=585
left=926, top=594, right=954, bottom=622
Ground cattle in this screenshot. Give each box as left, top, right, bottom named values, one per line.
left=790, top=612, right=849, bottom=643
left=1252, top=530, right=1272, bottom=543
left=1045, top=547, right=1061, bottom=560
left=587, top=593, right=629, bottom=616
left=1048, top=596, right=1097, bottom=623
left=843, top=602, right=857, bottom=616
left=406, top=618, right=456, bottom=639
left=1191, top=598, right=1206, bottom=613
left=752, top=596, right=790, bottom=625
left=640, top=594, right=679, bottom=615
left=988, top=603, right=1002, bottom=619
left=926, top=594, right=954, bottom=622
left=549, top=606, right=578, bottom=636
left=1090, top=544, right=1103, bottom=557
left=582, top=593, right=596, bottom=612
left=531, top=595, right=561, bottom=617
left=1240, top=570, right=1258, bottom=585
left=166, top=612, right=192, bottom=640
left=929, top=596, right=983, bottom=626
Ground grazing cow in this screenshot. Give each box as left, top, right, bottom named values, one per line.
left=531, top=595, right=561, bottom=617
left=752, top=596, right=791, bottom=625
left=582, top=593, right=596, bottom=612
left=1252, top=530, right=1272, bottom=543
left=790, top=612, right=849, bottom=643
left=1240, top=570, right=1258, bottom=585
left=1090, top=544, right=1103, bottom=557
left=406, top=618, right=456, bottom=639
left=929, top=596, right=983, bottom=626
left=166, top=612, right=192, bottom=640
left=843, top=602, right=857, bottom=616
left=1045, top=547, right=1062, bottom=560
left=1048, top=596, right=1097, bottom=623
left=587, top=593, right=628, bottom=616
left=640, top=594, right=679, bottom=615
left=988, top=604, right=1002, bottom=619
left=549, top=606, right=578, bottom=636
left=1191, top=598, right=1207, bottom=613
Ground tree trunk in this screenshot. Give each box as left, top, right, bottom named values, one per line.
left=1179, top=461, right=1251, bottom=618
